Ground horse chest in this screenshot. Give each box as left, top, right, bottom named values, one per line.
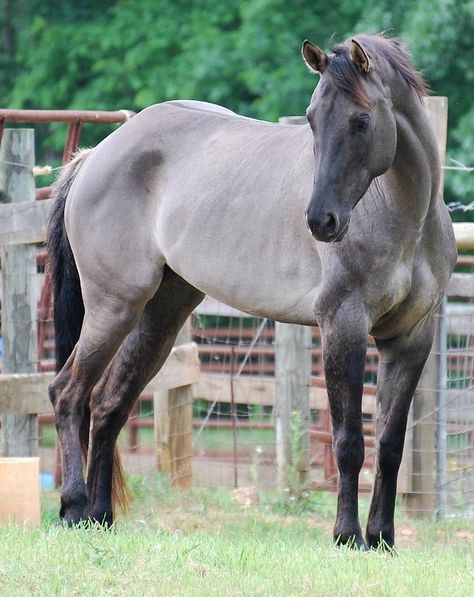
left=371, top=260, right=441, bottom=338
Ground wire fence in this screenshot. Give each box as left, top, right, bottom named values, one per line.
left=0, top=233, right=471, bottom=519
left=38, top=249, right=467, bottom=519
left=1, top=104, right=472, bottom=518
left=186, top=273, right=474, bottom=518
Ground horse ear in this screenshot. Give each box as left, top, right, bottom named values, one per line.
left=302, top=40, right=328, bottom=75
left=350, top=38, right=370, bottom=73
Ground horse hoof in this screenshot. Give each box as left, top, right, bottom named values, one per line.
left=334, top=532, right=367, bottom=550
left=366, top=531, right=396, bottom=552
left=59, top=491, right=88, bottom=526
left=85, top=510, right=114, bottom=529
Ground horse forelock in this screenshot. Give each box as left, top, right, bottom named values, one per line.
left=327, top=45, right=371, bottom=108
left=325, top=34, right=428, bottom=107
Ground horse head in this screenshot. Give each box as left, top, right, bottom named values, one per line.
left=302, top=37, right=397, bottom=243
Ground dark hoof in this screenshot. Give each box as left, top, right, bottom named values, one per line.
left=59, top=491, right=88, bottom=526
left=366, top=531, right=396, bottom=552
left=84, top=510, right=114, bottom=529
left=334, top=531, right=367, bottom=550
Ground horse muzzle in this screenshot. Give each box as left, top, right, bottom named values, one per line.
left=304, top=210, right=349, bottom=243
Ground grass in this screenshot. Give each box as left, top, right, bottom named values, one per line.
left=0, top=476, right=473, bottom=596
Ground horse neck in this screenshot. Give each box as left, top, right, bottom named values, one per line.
left=383, top=87, right=441, bottom=225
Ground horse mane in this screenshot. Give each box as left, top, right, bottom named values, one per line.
left=326, top=34, right=428, bottom=108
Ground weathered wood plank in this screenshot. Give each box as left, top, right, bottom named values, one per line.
left=447, top=273, right=474, bottom=298
left=195, top=373, right=377, bottom=414
left=0, top=373, right=53, bottom=414
left=154, top=322, right=194, bottom=489
left=0, top=129, right=39, bottom=457
left=145, top=342, right=200, bottom=393
left=452, top=222, right=474, bottom=250
left=0, top=199, right=50, bottom=245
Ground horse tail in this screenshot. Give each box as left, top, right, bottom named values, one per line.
left=47, top=149, right=131, bottom=516
left=47, top=150, right=90, bottom=371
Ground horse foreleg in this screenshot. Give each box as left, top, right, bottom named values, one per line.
left=85, top=269, right=204, bottom=525
left=320, top=304, right=369, bottom=548
left=366, top=318, right=435, bottom=549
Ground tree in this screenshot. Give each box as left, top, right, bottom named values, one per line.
left=2, top=0, right=473, bottom=212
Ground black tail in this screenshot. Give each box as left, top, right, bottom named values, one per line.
left=47, top=149, right=91, bottom=371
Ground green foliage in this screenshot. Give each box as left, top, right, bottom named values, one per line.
left=1, top=0, right=473, bottom=204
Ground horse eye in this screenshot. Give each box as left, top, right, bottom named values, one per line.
left=356, top=115, right=370, bottom=133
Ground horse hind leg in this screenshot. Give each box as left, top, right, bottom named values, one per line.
left=366, top=318, right=435, bottom=549
left=85, top=266, right=204, bottom=525
left=49, top=293, right=150, bottom=524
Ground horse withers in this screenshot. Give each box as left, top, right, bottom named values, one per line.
left=47, top=34, right=456, bottom=549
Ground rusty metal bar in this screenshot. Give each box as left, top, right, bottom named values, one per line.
left=62, top=121, right=82, bottom=163
left=230, top=346, right=238, bottom=488
left=0, top=108, right=134, bottom=124
left=37, top=270, right=52, bottom=363
left=35, top=187, right=52, bottom=200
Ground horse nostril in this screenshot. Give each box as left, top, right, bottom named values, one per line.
left=323, top=212, right=339, bottom=239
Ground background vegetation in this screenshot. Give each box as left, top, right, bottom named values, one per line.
left=1, top=0, right=473, bottom=211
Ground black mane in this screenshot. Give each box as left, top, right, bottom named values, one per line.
left=326, top=34, right=427, bottom=107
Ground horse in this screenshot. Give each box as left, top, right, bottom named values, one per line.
left=47, top=34, right=456, bottom=549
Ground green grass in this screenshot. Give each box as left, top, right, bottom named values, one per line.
left=0, top=478, right=472, bottom=596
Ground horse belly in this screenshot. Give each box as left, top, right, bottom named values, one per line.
left=155, top=189, right=322, bottom=324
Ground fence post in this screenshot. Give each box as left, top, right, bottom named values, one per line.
left=275, top=116, right=313, bottom=489
left=154, top=320, right=193, bottom=489
left=275, top=323, right=312, bottom=489
left=0, top=128, right=38, bottom=457
left=403, top=97, right=448, bottom=516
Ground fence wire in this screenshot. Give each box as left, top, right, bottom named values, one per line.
left=2, top=228, right=471, bottom=520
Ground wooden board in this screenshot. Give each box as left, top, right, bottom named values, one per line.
left=0, top=199, right=51, bottom=246
left=0, top=342, right=200, bottom=414
left=452, top=222, right=474, bottom=250
left=447, top=273, right=474, bottom=299
left=195, top=373, right=377, bottom=415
